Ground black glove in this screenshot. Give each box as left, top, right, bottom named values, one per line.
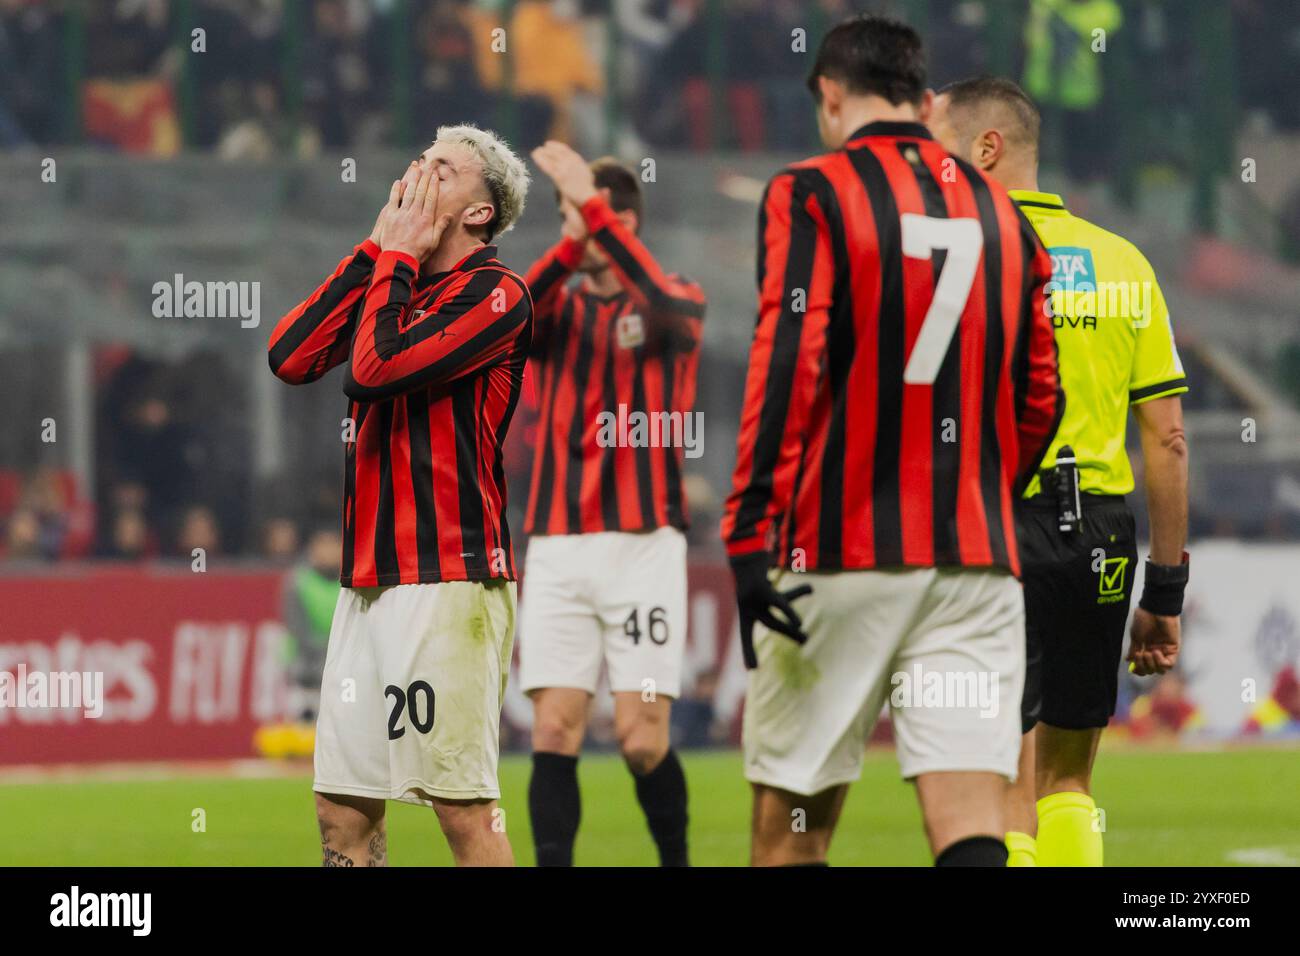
left=729, top=551, right=813, bottom=669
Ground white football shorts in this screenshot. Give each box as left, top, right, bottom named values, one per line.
left=743, top=566, right=1025, bottom=796
left=519, top=526, right=687, bottom=700
left=313, top=578, right=516, bottom=805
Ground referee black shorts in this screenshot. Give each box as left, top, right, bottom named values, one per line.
left=1017, top=494, right=1138, bottom=733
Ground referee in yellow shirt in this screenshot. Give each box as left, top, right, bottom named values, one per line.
left=929, top=77, right=1190, bottom=867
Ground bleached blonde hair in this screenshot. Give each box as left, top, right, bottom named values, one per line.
left=434, top=123, right=530, bottom=240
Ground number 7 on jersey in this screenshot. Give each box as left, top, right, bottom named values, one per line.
left=900, top=213, right=984, bottom=386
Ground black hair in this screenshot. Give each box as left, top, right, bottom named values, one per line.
left=806, top=14, right=926, bottom=107
left=590, top=157, right=642, bottom=221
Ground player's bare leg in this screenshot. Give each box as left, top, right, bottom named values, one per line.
left=1005, top=731, right=1038, bottom=832
left=528, top=687, right=591, bottom=866
left=615, top=690, right=689, bottom=865
left=1003, top=728, right=1039, bottom=865
left=1034, top=724, right=1104, bottom=866
left=750, top=782, right=847, bottom=866
left=913, top=771, right=1006, bottom=864
left=613, top=691, right=670, bottom=773
left=316, top=792, right=386, bottom=867
left=430, top=797, right=514, bottom=867
left=530, top=687, right=591, bottom=756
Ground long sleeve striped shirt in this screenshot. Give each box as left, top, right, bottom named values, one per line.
left=269, top=240, right=532, bottom=586
left=721, top=121, right=1063, bottom=577
left=522, top=195, right=706, bottom=536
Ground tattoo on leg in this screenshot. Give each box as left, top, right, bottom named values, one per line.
left=367, top=829, right=388, bottom=867
left=321, top=836, right=356, bottom=868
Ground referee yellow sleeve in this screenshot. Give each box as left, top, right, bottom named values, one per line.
left=1128, top=252, right=1188, bottom=405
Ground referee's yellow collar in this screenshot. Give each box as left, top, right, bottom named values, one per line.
left=1009, top=189, right=1067, bottom=213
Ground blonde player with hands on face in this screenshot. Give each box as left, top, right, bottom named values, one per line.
left=269, top=125, right=533, bottom=867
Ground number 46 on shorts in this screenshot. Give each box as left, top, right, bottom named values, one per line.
left=623, top=606, right=670, bottom=646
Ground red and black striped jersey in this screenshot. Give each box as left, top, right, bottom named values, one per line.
left=523, top=194, right=706, bottom=536
left=721, top=121, right=1062, bottom=577
left=269, top=239, right=532, bottom=587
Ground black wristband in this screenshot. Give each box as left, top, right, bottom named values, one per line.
left=1139, top=554, right=1189, bottom=616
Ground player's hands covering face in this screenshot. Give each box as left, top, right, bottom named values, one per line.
left=370, top=161, right=421, bottom=247
left=381, top=164, right=455, bottom=263
left=559, top=198, right=589, bottom=244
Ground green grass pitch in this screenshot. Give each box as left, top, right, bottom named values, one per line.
left=2, top=746, right=1296, bottom=866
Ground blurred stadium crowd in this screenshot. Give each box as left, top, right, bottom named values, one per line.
left=4, top=0, right=1299, bottom=155
left=3, top=0, right=1300, bottom=566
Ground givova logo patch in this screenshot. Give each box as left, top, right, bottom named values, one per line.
left=1098, top=555, right=1129, bottom=605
